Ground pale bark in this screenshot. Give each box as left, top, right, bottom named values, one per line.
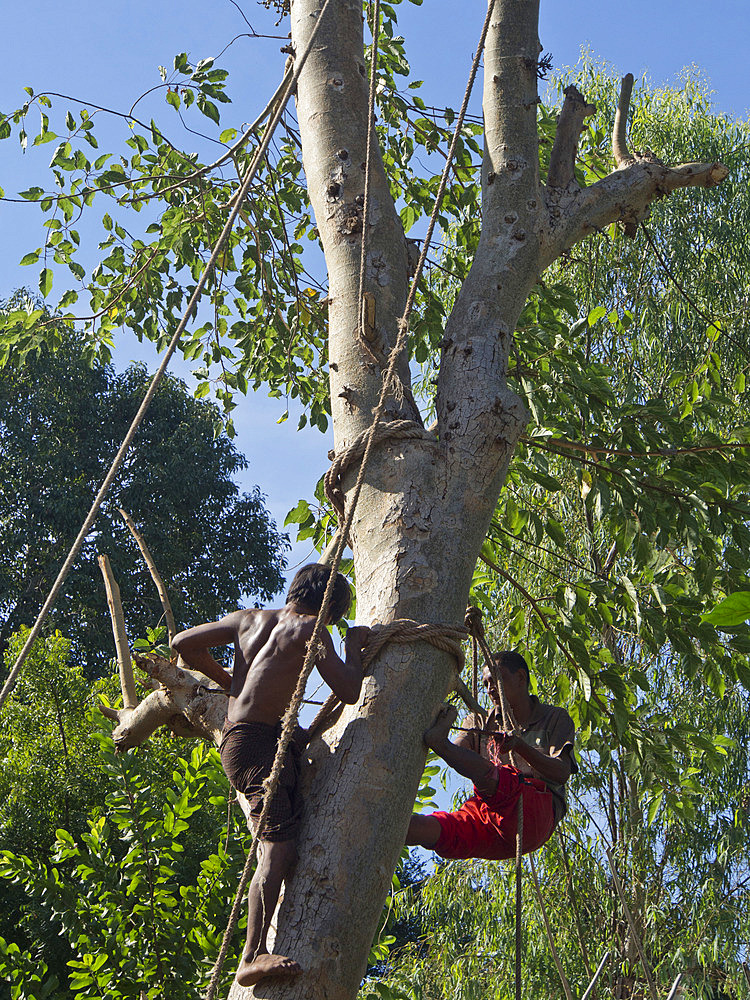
left=98, top=554, right=137, bottom=710
left=98, top=1, right=727, bottom=996
left=613, top=73, right=636, bottom=167
left=548, top=85, right=596, bottom=189
left=108, top=654, right=226, bottom=750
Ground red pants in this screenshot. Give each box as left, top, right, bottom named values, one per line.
left=431, top=764, right=556, bottom=861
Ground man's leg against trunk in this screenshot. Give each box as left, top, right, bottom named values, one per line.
left=235, top=838, right=302, bottom=986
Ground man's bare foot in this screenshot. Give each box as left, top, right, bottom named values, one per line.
left=424, top=704, right=458, bottom=752
left=236, top=953, right=302, bottom=987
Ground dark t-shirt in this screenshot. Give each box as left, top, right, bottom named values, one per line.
left=456, top=697, right=577, bottom=822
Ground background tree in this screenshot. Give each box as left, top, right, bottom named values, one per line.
left=0, top=628, right=255, bottom=1000
left=0, top=305, right=289, bottom=672
left=0, top=2, right=745, bottom=998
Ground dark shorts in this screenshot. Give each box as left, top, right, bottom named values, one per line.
left=431, top=764, right=556, bottom=861
left=220, top=720, right=304, bottom=842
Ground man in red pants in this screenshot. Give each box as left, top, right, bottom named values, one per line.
left=406, top=651, right=576, bottom=860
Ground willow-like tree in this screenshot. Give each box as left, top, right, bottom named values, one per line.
left=0, top=1, right=733, bottom=997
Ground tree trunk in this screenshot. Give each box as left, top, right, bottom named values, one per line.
left=228, top=3, right=536, bottom=997
left=116, top=1, right=727, bottom=995
left=220, top=1, right=728, bottom=996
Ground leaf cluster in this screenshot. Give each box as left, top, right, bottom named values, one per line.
left=0, top=706, right=249, bottom=1000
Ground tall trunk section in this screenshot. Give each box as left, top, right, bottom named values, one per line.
left=232, top=2, right=541, bottom=997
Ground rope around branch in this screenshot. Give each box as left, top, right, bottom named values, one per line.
left=306, top=618, right=470, bottom=743
left=324, top=418, right=429, bottom=519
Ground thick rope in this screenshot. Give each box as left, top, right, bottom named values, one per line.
left=515, top=795, right=524, bottom=1000
left=465, top=604, right=526, bottom=1000
left=471, top=633, right=478, bottom=702
left=0, top=16, right=319, bottom=717
left=198, top=5, right=345, bottom=997
left=324, top=418, right=428, bottom=518
left=306, top=619, right=470, bottom=742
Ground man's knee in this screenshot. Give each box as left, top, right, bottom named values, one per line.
left=406, top=813, right=442, bottom=849
left=259, top=838, right=297, bottom=874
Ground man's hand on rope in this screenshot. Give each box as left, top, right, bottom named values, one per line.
left=491, top=731, right=520, bottom=754
left=344, top=624, right=371, bottom=659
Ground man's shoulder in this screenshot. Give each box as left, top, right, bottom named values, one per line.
left=534, top=698, right=575, bottom=730
left=234, top=606, right=281, bottom=634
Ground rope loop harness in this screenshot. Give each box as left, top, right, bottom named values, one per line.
left=324, top=419, right=430, bottom=520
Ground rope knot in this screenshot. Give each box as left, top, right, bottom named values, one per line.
left=464, top=604, right=484, bottom=638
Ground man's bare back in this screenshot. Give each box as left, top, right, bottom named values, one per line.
left=173, top=603, right=368, bottom=726
left=171, top=563, right=369, bottom=989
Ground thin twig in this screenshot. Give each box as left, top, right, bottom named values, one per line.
left=557, top=830, right=595, bottom=988
left=581, top=952, right=611, bottom=1000
left=118, top=508, right=177, bottom=643
left=605, top=847, right=659, bottom=1000
left=528, top=853, right=575, bottom=1000
left=478, top=552, right=581, bottom=675
left=641, top=223, right=750, bottom=361
left=523, top=434, right=750, bottom=460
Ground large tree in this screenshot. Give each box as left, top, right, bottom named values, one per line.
left=0, top=2, right=737, bottom=998
left=0, top=314, right=288, bottom=671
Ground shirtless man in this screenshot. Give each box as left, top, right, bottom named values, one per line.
left=171, top=563, right=370, bottom=988
left=407, top=651, right=576, bottom=860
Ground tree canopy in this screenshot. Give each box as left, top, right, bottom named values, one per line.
left=0, top=307, right=289, bottom=671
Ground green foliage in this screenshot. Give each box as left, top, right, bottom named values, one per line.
left=0, top=308, right=288, bottom=671
left=359, top=64, right=750, bottom=1000
left=0, top=630, right=102, bottom=859
left=0, top=1, right=484, bottom=428
left=702, top=591, right=750, bottom=627
left=2, top=14, right=750, bottom=998
left=0, top=711, right=249, bottom=999
left=368, top=671, right=750, bottom=997
left=0, top=936, right=58, bottom=1000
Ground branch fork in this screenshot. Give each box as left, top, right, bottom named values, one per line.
left=542, top=72, right=728, bottom=256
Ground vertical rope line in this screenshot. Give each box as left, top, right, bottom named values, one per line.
left=557, top=829, right=595, bottom=986
left=471, top=635, right=478, bottom=702
left=357, top=0, right=381, bottom=343
left=515, top=795, right=524, bottom=1000
left=466, top=609, right=528, bottom=999
left=323, top=0, right=496, bottom=614
left=206, top=3, right=496, bottom=992
left=528, top=852, right=574, bottom=1000
left=0, top=0, right=333, bottom=716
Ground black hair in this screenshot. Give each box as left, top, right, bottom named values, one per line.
left=286, top=563, right=352, bottom=623
left=493, top=649, right=530, bottom=688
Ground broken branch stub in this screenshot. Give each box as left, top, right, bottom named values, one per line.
left=613, top=73, right=636, bottom=168
left=108, top=654, right=228, bottom=752
left=97, top=553, right=137, bottom=710
left=547, top=85, right=596, bottom=189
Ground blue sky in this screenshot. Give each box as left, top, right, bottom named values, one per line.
left=1, top=0, right=748, bottom=591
